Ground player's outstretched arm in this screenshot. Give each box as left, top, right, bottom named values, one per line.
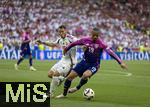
left=37, top=40, right=58, bottom=47
left=63, top=39, right=84, bottom=55
left=105, top=48, right=127, bottom=70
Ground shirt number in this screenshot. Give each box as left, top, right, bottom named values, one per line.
left=91, top=67, right=96, bottom=73
left=89, top=47, right=94, bottom=53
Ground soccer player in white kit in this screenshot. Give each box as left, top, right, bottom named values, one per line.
left=37, top=25, right=77, bottom=97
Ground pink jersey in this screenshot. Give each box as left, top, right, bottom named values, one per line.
left=65, top=37, right=122, bottom=64
left=22, top=32, right=30, bottom=41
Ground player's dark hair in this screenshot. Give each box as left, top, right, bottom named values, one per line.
left=59, top=25, right=66, bottom=29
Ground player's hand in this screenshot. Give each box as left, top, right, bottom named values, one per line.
left=120, top=62, right=128, bottom=70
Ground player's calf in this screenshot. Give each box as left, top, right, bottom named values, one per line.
left=68, top=78, right=88, bottom=93
left=17, top=57, right=24, bottom=65
left=71, top=70, right=91, bottom=91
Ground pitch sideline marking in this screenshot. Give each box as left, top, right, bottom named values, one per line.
left=100, top=70, right=132, bottom=77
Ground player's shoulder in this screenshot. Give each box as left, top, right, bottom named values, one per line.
left=99, top=38, right=106, bottom=44
left=97, top=37, right=107, bottom=48
left=66, top=34, right=76, bottom=39
left=66, top=34, right=78, bottom=41
left=97, top=37, right=104, bottom=42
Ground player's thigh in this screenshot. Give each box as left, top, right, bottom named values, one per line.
left=72, top=60, right=87, bottom=77
left=82, top=66, right=98, bottom=79
left=20, top=50, right=25, bottom=58
left=66, top=70, right=78, bottom=80
left=82, top=70, right=93, bottom=79
left=49, top=62, right=61, bottom=78
left=26, top=50, right=32, bottom=58
left=29, top=54, right=32, bottom=58
left=50, top=60, right=71, bottom=77
left=53, top=71, right=61, bottom=76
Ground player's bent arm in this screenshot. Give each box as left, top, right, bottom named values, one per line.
left=105, top=47, right=122, bottom=64
left=65, top=39, right=84, bottom=52
left=105, top=47, right=127, bottom=69
left=22, top=40, right=30, bottom=43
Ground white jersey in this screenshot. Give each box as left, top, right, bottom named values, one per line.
left=54, top=34, right=77, bottom=64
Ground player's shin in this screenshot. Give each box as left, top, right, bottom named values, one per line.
left=17, top=57, right=24, bottom=65
left=50, top=76, right=60, bottom=95
left=76, top=78, right=88, bottom=90
left=29, top=57, right=32, bottom=66
left=63, top=79, right=72, bottom=96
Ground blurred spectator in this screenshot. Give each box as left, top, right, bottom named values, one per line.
left=0, top=41, right=3, bottom=50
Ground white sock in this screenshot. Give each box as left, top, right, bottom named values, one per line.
left=50, top=76, right=60, bottom=94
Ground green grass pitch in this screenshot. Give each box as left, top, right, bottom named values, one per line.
left=0, top=59, right=150, bottom=107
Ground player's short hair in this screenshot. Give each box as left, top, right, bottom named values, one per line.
left=59, top=25, right=66, bottom=29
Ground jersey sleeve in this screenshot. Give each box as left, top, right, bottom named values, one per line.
left=67, top=35, right=78, bottom=42
left=100, top=39, right=122, bottom=64
left=65, top=38, right=85, bottom=51
left=99, top=39, right=108, bottom=49
left=53, top=38, right=60, bottom=44
left=105, top=48, right=122, bottom=64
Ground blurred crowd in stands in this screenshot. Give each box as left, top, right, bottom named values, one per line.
left=0, top=0, right=149, bottom=52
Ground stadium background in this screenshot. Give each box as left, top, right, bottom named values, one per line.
left=0, top=0, right=150, bottom=107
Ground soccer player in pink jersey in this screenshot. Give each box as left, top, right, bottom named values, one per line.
left=15, top=28, right=36, bottom=71
left=56, top=28, right=127, bottom=98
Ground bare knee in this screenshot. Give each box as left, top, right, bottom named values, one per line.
left=53, top=71, right=60, bottom=77
left=48, top=71, right=54, bottom=78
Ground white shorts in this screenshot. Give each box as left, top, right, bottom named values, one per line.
left=50, top=59, right=71, bottom=76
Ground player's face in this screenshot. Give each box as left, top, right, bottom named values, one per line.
left=58, top=28, right=66, bottom=38
left=91, top=31, right=99, bottom=41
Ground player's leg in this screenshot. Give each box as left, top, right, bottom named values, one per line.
left=68, top=70, right=91, bottom=93
left=49, top=61, right=71, bottom=97
left=15, top=51, right=25, bottom=70
left=28, top=52, right=36, bottom=71
left=48, top=70, right=64, bottom=80
left=44, top=69, right=54, bottom=97
left=49, top=61, right=66, bottom=81
left=47, top=70, right=65, bottom=98
left=56, top=60, right=86, bottom=98
left=17, top=56, right=24, bottom=65
left=76, top=70, right=92, bottom=89
left=55, top=70, right=78, bottom=98
left=48, top=70, right=54, bottom=78
left=69, top=66, right=98, bottom=93
left=49, top=71, right=60, bottom=97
